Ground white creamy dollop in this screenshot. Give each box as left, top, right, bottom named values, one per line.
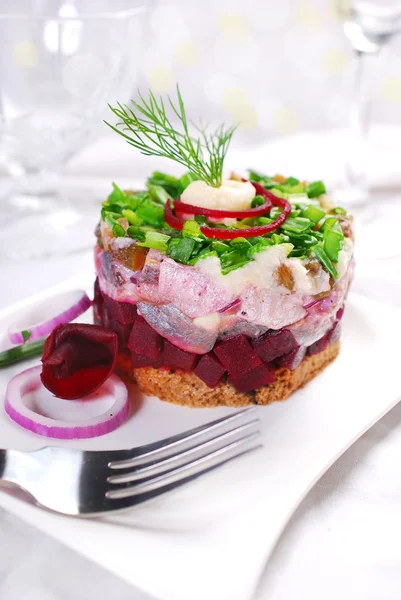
left=181, top=179, right=255, bottom=211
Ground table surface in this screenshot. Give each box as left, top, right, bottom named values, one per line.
left=0, top=137, right=400, bottom=600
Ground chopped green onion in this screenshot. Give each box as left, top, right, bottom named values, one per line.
left=146, top=171, right=181, bottom=198
left=122, top=209, right=142, bottom=226
left=136, top=201, right=164, bottom=228
left=148, top=184, right=171, bottom=205
left=301, top=205, right=326, bottom=225
left=101, top=202, right=124, bottom=214
left=313, top=245, right=338, bottom=279
left=180, top=172, right=199, bottom=190
left=139, top=231, right=170, bottom=253
left=105, top=214, right=125, bottom=237
left=288, top=248, right=306, bottom=258
left=323, top=228, right=343, bottom=262
left=168, top=237, right=196, bottom=264
left=251, top=195, right=265, bottom=208
left=332, top=207, right=347, bottom=216
left=288, top=193, right=308, bottom=204
left=107, top=182, right=126, bottom=204
left=127, top=226, right=146, bottom=242
left=284, top=176, right=299, bottom=186
left=280, top=217, right=312, bottom=234
left=222, top=261, right=251, bottom=275
left=229, top=237, right=252, bottom=247
left=306, top=180, right=326, bottom=198
left=0, top=339, right=45, bottom=368
left=287, top=233, right=318, bottom=248
left=212, top=240, right=230, bottom=255
left=182, top=219, right=201, bottom=238
left=21, top=330, right=31, bottom=343
left=189, top=250, right=218, bottom=265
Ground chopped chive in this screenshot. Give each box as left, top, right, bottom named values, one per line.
left=105, top=214, right=125, bottom=237
left=0, top=339, right=45, bottom=368
left=136, top=201, right=164, bottom=228
left=127, top=226, right=146, bottom=242
left=306, top=180, right=326, bottom=198
left=107, top=182, right=126, bottom=204
left=251, top=195, right=265, bottom=208
left=122, top=209, right=142, bottom=226
left=182, top=219, right=201, bottom=238
left=284, top=176, right=299, bottom=186
left=168, top=237, right=196, bottom=264
left=313, top=245, right=338, bottom=279
left=280, top=217, right=312, bottom=234
left=301, top=205, right=326, bottom=225
left=323, top=228, right=343, bottom=262
left=332, top=207, right=347, bottom=216
left=148, top=184, right=171, bottom=205
left=138, top=231, right=170, bottom=253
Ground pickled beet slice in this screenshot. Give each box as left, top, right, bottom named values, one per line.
left=102, top=293, right=138, bottom=324
left=252, top=329, right=297, bottom=363
left=162, top=340, right=198, bottom=372
left=213, top=335, right=262, bottom=377
left=127, top=316, right=163, bottom=359
left=276, top=345, right=306, bottom=370
left=228, top=363, right=275, bottom=393
left=194, top=354, right=226, bottom=388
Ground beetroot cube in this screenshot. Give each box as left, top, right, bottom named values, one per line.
left=229, top=363, right=275, bottom=393
left=194, top=353, right=226, bottom=388
left=162, top=340, right=198, bottom=372
left=102, top=293, right=137, bottom=324
left=128, top=316, right=162, bottom=359
left=94, top=277, right=103, bottom=306
left=213, top=335, right=262, bottom=377
left=111, top=320, right=133, bottom=349
left=131, top=353, right=162, bottom=369
left=276, top=345, right=306, bottom=370
left=252, top=329, right=297, bottom=363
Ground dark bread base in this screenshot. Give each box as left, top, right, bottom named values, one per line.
left=117, top=340, right=340, bottom=407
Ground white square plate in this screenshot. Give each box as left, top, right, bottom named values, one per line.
left=0, top=280, right=400, bottom=600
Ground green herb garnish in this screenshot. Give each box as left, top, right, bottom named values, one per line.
left=106, top=86, right=236, bottom=187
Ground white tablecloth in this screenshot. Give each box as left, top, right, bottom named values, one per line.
left=0, top=134, right=400, bottom=600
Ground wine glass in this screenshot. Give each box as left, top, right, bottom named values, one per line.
left=335, top=0, right=401, bottom=206
left=0, top=0, right=151, bottom=260
left=335, top=0, right=401, bottom=259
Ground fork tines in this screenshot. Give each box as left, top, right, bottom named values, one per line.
left=105, top=407, right=261, bottom=500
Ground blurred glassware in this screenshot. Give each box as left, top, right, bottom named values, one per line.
left=0, top=0, right=151, bottom=260
left=335, top=0, right=401, bottom=207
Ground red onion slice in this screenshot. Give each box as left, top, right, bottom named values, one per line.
left=5, top=365, right=129, bottom=439
left=8, top=290, right=92, bottom=345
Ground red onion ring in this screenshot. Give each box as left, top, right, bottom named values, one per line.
left=218, top=299, right=242, bottom=313
left=5, top=365, right=129, bottom=439
left=8, top=290, right=91, bottom=345
left=164, top=181, right=291, bottom=240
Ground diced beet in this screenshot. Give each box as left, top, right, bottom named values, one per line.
left=307, top=321, right=341, bottom=356
left=336, top=305, right=345, bottom=321
left=213, top=335, right=262, bottom=377
left=127, top=316, right=163, bottom=359
left=194, top=353, right=226, bottom=388
left=102, top=293, right=137, bottom=324
left=94, top=277, right=103, bottom=305
left=276, top=345, right=306, bottom=370
left=228, top=363, right=275, bottom=393
left=162, top=340, right=198, bottom=372
left=252, top=329, right=297, bottom=363
left=131, top=353, right=162, bottom=369
left=110, top=319, right=133, bottom=349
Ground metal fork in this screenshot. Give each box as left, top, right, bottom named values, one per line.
left=0, top=408, right=260, bottom=517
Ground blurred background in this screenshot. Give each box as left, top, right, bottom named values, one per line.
left=133, top=0, right=401, bottom=142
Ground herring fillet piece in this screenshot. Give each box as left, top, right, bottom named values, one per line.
left=137, top=302, right=218, bottom=354
left=158, top=258, right=233, bottom=318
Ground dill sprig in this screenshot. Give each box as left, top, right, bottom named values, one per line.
left=106, top=85, right=236, bottom=187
